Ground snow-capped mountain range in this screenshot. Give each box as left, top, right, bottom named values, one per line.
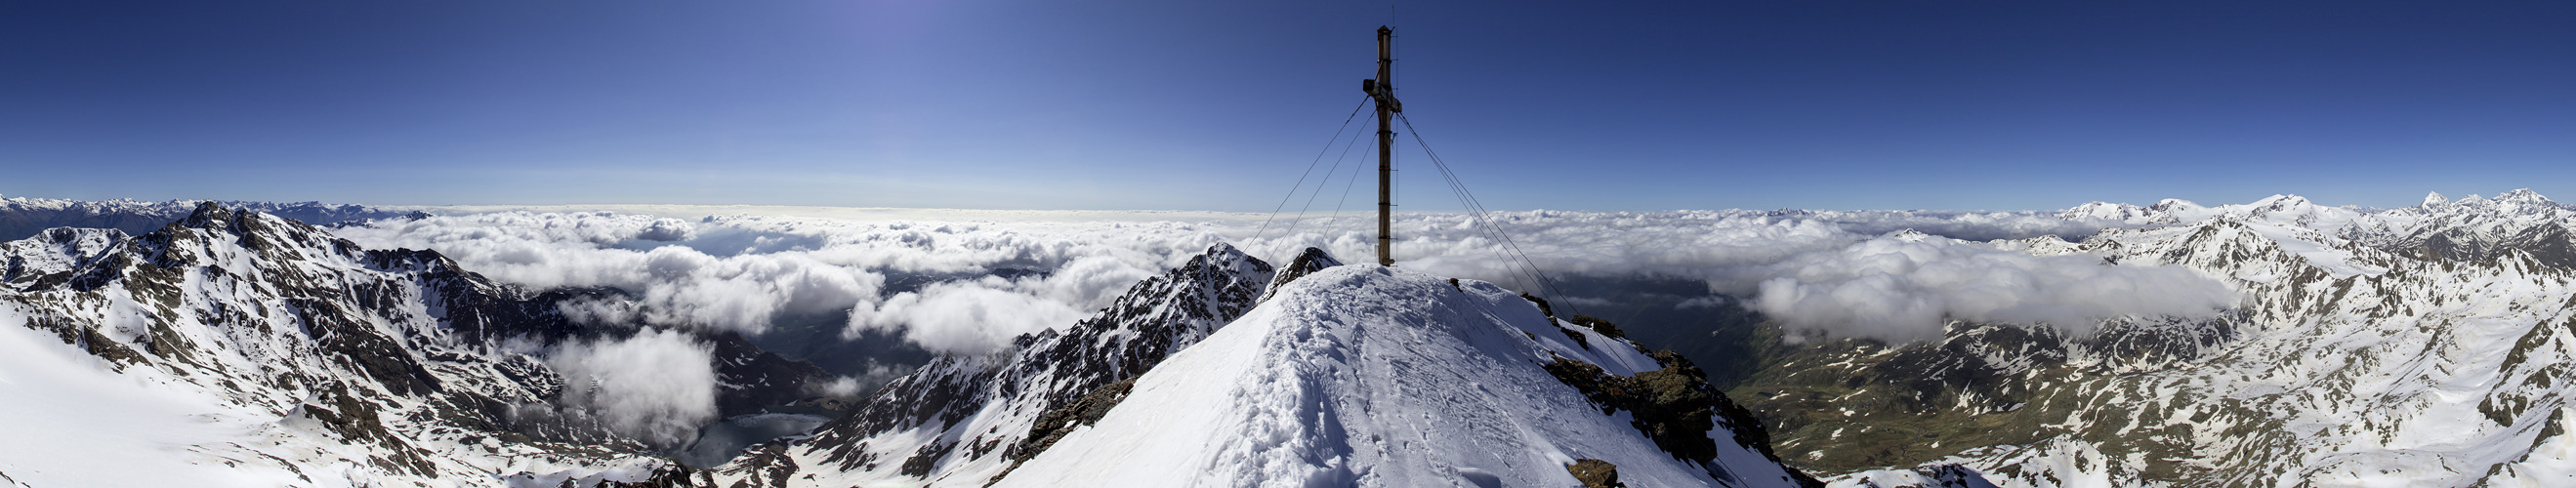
left=0, top=195, right=403, bottom=242
left=1769, top=190, right=2576, bottom=487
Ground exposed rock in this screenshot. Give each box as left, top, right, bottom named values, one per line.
left=1567, top=315, right=1628, bottom=341
left=1258, top=247, right=1342, bottom=303
left=1521, top=292, right=1557, bottom=318
left=989, top=376, right=1140, bottom=483
left=1542, top=319, right=1822, bottom=488
left=1567, top=459, right=1623, bottom=488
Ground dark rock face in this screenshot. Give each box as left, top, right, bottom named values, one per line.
left=703, top=332, right=832, bottom=419
left=1521, top=292, right=1557, bottom=318
left=989, top=376, right=1139, bottom=481
left=1567, top=315, right=1629, bottom=341
left=1921, top=465, right=2003, bottom=488
left=1259, top=247, right=1343, bottom=303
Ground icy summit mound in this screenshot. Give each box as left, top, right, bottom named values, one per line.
left=990, top=264, right=1811, bottom=488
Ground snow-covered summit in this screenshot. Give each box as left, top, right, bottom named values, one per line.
left=2057, top=202, right=2148, bottom=223
left=993, top=264, right=1811, bottom=487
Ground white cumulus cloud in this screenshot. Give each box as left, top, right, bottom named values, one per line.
left=850, top=277, right=1088, bottom=354
left=546, top=329, right=719, bottom=449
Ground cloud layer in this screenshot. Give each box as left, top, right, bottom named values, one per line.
left=333, top=207, right=2229, bottom=351
left=1721, top=234, right=2233, bottom=342
left=336, top=212, right=1226, bottom=354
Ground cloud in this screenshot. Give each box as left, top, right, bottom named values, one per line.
left=636, top=218, right=695, bottom=242
left=545, top=329, right=719, bottom=449
left=1715, top=233, right=2235, bottom=342
left=1676, top=296, right=1729, bottom=309
left=1282, top=213, right=2229, bottom=341
left=333, top=206, right=2226, bottom=349
left=849, top=277, right=1087, bottom=354
left=334, top=212, right=885, bottom=334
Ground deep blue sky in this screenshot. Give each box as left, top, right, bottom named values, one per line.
left=3, top=1, right=2570, bottom=211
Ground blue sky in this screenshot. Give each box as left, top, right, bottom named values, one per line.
left=2, top=1, right=2570, bottom=211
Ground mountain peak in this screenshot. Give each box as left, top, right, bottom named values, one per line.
left=2057, top=202, right=2145, bottom=222
left=2251, top=194, right=2312, bottom=210
left=988, top=265, right=1811, bottom=487
left=2496, top=188, right=2554, bottom=205
left=176, top=201, right=236, bottom=229
left=2424, top=191, right=2450, bottom=207
left=2148, top=199, right=2203, bottom=212
left=1260, top=247, right=1344, bottom=303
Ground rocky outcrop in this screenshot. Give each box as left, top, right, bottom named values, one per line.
left=1568, top=459, right=1623, bottom=488
left=1543, top=316, right=1822, bottom=487
left=989, top=376, right=1139, bottom=482
left=1258, top=246, right=1342, bottom=303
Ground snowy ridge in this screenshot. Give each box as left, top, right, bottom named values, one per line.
left=711, top=246, right=1817, bottom=487
left=993, top=265, right=1807, bottom=487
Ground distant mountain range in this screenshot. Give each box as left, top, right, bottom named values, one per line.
left=0, top=196, right=406, bottom=241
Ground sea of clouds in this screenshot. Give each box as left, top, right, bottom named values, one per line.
left=323, top=206, right=2237, bottom=439
left=333, top=206, right=2231, bottom=350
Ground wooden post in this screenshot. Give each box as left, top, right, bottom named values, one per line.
left=1370, top=25, right=1398, bottom=266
